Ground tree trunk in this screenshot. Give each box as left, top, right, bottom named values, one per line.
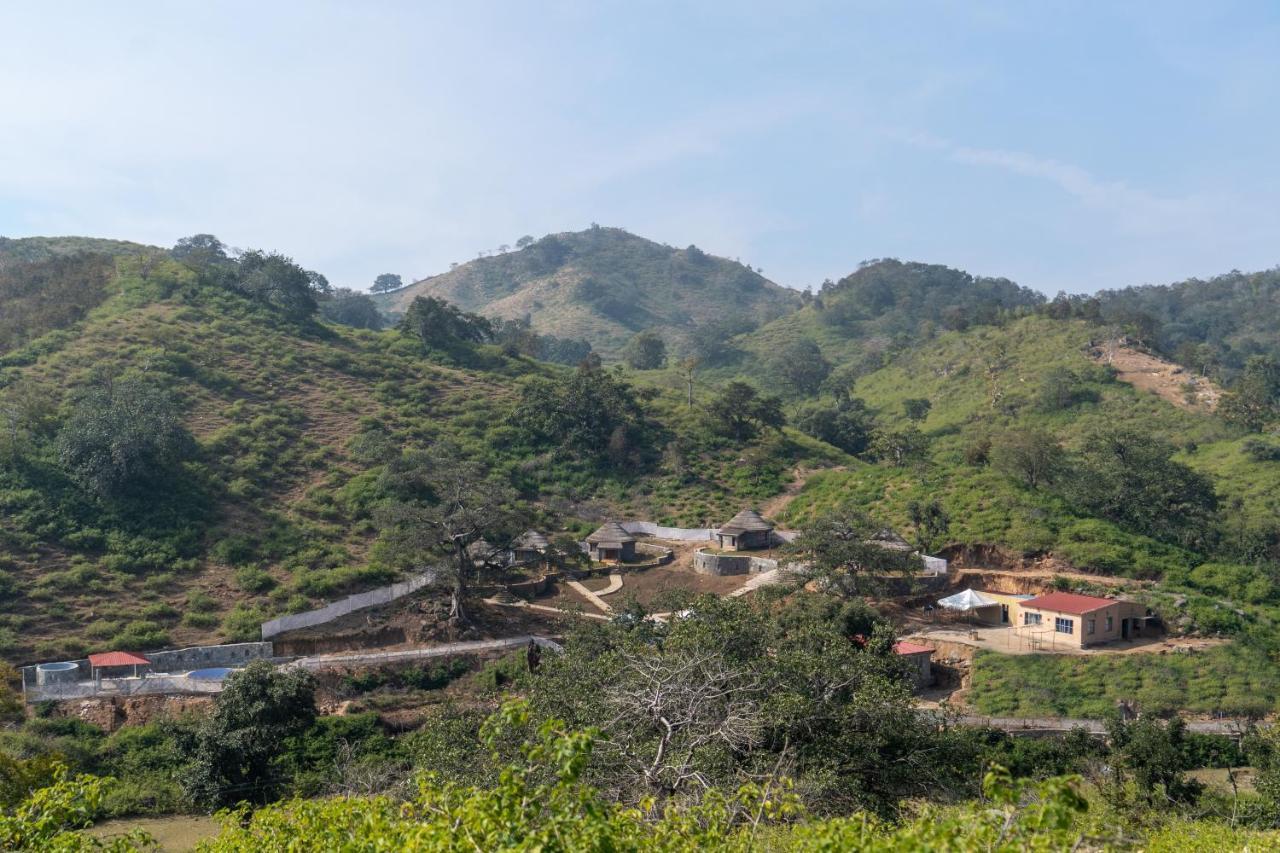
left=450, top=540, right=471, bottom=625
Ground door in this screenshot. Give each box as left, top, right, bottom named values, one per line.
left=1000, top=604, right=1009, bottom=624
left=1121, top=618, right=1130, bottom=640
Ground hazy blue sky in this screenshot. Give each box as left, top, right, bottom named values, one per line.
left=2, top=2, right=1277, bottom=294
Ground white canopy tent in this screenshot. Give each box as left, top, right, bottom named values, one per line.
left=937, top=588, right=998, bottom=611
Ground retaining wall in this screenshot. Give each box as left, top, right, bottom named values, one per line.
left=619, top=521, right=715, bottom=541
left=692, top=549, right=779, bottom=577
left=261, top=570, right=437, bottom=639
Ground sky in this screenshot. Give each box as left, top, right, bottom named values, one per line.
left=2, top=2, right=1278, bottom=295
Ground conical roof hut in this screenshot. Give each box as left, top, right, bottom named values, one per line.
left=515, top=530, right=551, bottom=550
left=585, top=521, right=636, bottom=545
left=718, top=509, right=774, bottom=535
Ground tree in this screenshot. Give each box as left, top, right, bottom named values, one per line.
left=868, top=425, right=928, bottom=466
left=370, top=273, right=403, bottom=293
left=785, top=512, right=923, bottom=599
left=1219, top=355, right=1280, bottom=433
left=1064, top=427, right=1219, bottom=549
left=706, top=382, right=785, bottom=442
left=623, top=330, right=667, bottom=370
left=375, top=444, right=519, bottom=623
left=1037, top=368, right=1097, bottom=411
left=907, top=499, right=950, bottom=552
left=792, top=397, right=875, bottom=456
left=768, top=340, right=831, bottom=397
left=902, top=398, right=932, bottom=422
left=509, top=361, right=653, bottom=467
left=515, top=235, right=535, bottom=249
left=320, top=288, right=384, bottom=329
left=1104, top=714, right=1202, bottom=810
left=232, top=250, right=325, bottom=321
left=992, top=429, right=1063, bottom=490
left=171, top=234, right=230, bottom=272
left=181, top=661, right=317, bottom=809
left=398, top=295, right=492, bottom=349
left=57, top=378, right=194, bottom=500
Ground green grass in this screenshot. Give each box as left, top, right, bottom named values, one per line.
left=968, top=645, right=1280, bottom=718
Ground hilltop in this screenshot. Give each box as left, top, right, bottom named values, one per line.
left=377, top=226, right=802, bottom=358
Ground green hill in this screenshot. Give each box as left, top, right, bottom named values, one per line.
left=377, top=226, right=802, bottom=359
left=0, top=245, right=831, bottom=662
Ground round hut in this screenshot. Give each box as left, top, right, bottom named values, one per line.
left=513, top=530, right=550, bottom=565
left=585, top=522, right=636, bottom=563
left=716, top=509, right=774, bottom=551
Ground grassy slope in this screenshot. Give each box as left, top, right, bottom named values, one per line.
left=774, top=317, right=1234, bottom=570
left=0, top=255, right=817, bottom=663
left=379, top=227, right=801, bottom=358
left=0, top=236, right=155, bottom=268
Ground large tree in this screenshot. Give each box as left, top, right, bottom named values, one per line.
left=320, top=288, right=384, bottom=330
left=1220, top=355, right=1280, bottom=433
left=784, top=511, right=923, bottom=599
left=375, top=444, right=519, bottom=623
left=1064, top=427, right=1219, bottom=549
left=768, top=339, right=831, bottom=396
left=792, top=397, right=875, bottom=456
left=57, top=377, right=194, bottom=500
left=623, top=330, right=667, bottom=371
left=510, top=361, right=653, bottom=467
left=399, top=295, right=492, bottom=349
left=706, top=381, right=785, bottom=442
left=181, top=661, right=317, bottom=809
left=992, top=429, right=1064, bottom=490
left=370, top=273, right=403, bottom=293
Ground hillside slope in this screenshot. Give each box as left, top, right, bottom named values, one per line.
left=0, top=249, right=831, bottom=663
left=378, top=227, right=802, bottom=358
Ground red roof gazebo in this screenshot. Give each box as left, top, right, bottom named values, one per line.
left=88, top=651, right=150, bottom=679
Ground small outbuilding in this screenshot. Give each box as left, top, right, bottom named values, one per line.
left=88, top=651, right=149, bottom=680
left=716, top=509, right=774, bottom=551
left=893, top=641, right=935, bottom=689
left=512, top=530, right=550, bottom=566
left=586, top=522, right=636, bottom=563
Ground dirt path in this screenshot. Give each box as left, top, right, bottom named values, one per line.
left=760, top=466, right=842, bottom=519
left=1090, top=341, right=1221, bottom=411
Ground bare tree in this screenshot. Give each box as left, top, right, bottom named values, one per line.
left=376, top=445, right=519, bottom=624
left=599, top=649, right=762, bottom=797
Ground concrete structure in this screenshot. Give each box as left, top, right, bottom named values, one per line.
left=693, top=550, right=778, bottom=576
left=894, top=641, right=934, bottom=689
left=585, top=522, right=636, bottom=563
left=1017, top=592, right=1147, bottom=649
left=715, top=509, right=774, bottom=551
left=512, top=530, right=550, bottom=565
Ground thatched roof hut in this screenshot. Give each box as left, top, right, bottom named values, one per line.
left=716, top=509, right=774, bottom=551
left=719, top=509, right=773, bottom=536
left=515, top=530, right=551, bottom=551
left=585, top=521, right=636, bottom=562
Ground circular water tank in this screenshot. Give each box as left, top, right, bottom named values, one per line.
left=36, top=661, right=80, bottom=686
left=187, top=667, right=235, bottom=682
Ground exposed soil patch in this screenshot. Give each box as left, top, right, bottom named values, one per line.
left=1089, top=340, right=1221, bottom=411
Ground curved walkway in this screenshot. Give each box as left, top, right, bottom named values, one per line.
left=287, top=635, right=564, bottom=671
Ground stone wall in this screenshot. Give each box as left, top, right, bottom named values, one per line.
left=21, top=641, right=276, bottom=690
left=692, top=549, right=779, bottom=577
left=260, top=570, right=437, bottom=639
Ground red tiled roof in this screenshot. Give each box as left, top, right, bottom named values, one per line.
left=894, top=641, right=934, bottom=656
left=1021, top=592, right=1116, bottom=616
left=88, top=651, right=150, bottom=667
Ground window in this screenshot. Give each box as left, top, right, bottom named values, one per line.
left=1055, top=617, right=1074, bottom=635
left=1087, top=618, right=1096, bottom=635
left=1024, top=612, right=1042, bottom=626
left=1106, top=615, right=1113, bottom=632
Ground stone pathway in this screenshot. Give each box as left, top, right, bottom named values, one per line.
left=566, top=580, right=615, bottom=613
left=595, top=574, right=624, bottom=596
left=728, top=569, right=784, bottom=598
left=287, top=635, right=565, bottom=671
